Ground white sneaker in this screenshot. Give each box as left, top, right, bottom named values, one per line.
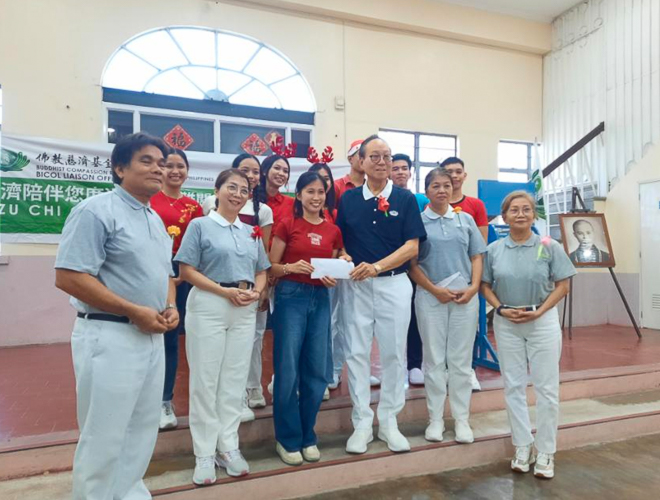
left=408, top=368, right=424, bottom=385
left=276, top=442, right=303, bottom=466
left=302, top=445, right=321, bottom=462
left=216, top=449, right=249, bottom=477
left=192, top=455, right=216, bottom=486
left=377, top=427, right=411, bottom=453
left=534, top=452, right=555, bottom=479
left=470, top=369, right=482, bottom=391
left=511, top=444, right=535, bottom=473
left=346, top=429, right=373, bottom=454
left=328, top=373, right=341, bottom=390
left=159, top=401, right=178, bottom=430
left=369, top=375, right=381, bottom=387
left=323, top=387, right=330, bottom=401
left=454, top=420, right=474, bottom=444
left=247, top=387, right=266, bottom=408
left=425, top=420, right=444, bottom=442
left=267, top=375, right=274, bottom=396
left=241, top=395, right=255, bottom=423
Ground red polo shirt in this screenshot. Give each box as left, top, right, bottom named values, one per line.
left=151, top=191, right=203, bottom=254
left=274, top=217, right=344, bottom=286
left=334, top=174, right=361, bottom=208
left=267, top=192, right=295, bottom=247
left=452, top=195, right=488, bottom=227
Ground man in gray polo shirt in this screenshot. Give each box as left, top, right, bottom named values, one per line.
left=55, top=133, right=177, bottom=500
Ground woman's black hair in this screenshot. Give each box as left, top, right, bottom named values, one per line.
left=424, top=167, right=453, bottom=192
left=258, top=155, right=291, bottom=204
left=167, top=148, right=190, bottom=169
left=213, top=169, right=250, bottom=209
left=293, top=171, right=327, bottom=219
left=308, top=163, right=336, bottom=213
left=232, top=153, right=261, bottom=225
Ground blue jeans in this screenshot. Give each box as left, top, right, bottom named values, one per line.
left=272, top=280, right=331, bottom=452
left=163, top=261, right=192, bottom=402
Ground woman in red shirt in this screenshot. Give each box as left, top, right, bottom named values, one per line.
left=269, top=171, right=347, bottom=466
left=151, top=148, right=203, bottom=430
left=308, top=162, right=337, bottom=223
left=259, top=155, right=294, bottom=247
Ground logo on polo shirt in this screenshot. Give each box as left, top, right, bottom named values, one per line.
left=308, top=232, right=322, bottom=246
left=390, top=211, right=399, bottom=217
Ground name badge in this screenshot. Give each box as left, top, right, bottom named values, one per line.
left=390, top=210, right=399, bottom=217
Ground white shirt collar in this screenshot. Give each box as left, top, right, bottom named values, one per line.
left=209, top=210, right=243, bottom=229
left=362, top=179, right=393, bottom=200
left=423, top=204, right=455, bottom=220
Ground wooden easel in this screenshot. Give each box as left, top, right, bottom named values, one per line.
left=561, top=188, right=642, bottom=339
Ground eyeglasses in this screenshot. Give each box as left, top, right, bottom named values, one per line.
left=225, top=184, right=250, bottom=197
left=508, top=207, right=534, bottom=216
left=368, top=154, right=393, bottom=164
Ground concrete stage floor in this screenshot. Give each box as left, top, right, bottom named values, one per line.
left=0, top=324, right=657, bottom=444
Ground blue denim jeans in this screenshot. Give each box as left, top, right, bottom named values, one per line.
left=163, top=260, right=191, bottom=402
left=272, top=280, right=332, bottom=452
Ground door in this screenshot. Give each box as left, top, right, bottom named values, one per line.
left=640, top=181, right=660, bottom=329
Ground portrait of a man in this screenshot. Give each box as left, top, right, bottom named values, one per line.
left=559, top=213, right=615, bottom=268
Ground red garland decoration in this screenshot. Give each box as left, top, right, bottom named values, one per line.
left=377, top=196, right=390, bottom=217
left=251, top=225, right=263, bottom=240
left=270, top=136, right=297, bottom=158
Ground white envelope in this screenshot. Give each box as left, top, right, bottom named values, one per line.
left=310, top=258, right=355, bottom=279
left=437, top=272, right=469, bottom=291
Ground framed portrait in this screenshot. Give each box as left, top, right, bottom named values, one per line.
left=558, top=213, right=615, bottom=268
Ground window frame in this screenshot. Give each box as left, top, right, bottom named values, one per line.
left=498, top=140, right=534, bottom=182
left=379, top=128, right=458, bottom=193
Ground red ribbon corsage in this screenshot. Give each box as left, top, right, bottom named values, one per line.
left=377, top=196, right=390, bottom=217
left=251, top=225, right=263, bottom=240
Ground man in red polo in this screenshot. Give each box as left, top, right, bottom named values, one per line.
left=334, top=139, right=365, bottom=206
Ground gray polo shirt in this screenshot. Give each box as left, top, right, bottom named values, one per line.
left=417, top=206, right=486, bottom=285
left=174, top=211, right=270, bottom=283
left=55, top=185, right=173, bottom=314
left=482, top=233, right=576, bottom=307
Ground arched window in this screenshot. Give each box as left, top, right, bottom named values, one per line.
left=102, top=27, right=315, bottom=156
left=102, top=27, right=315, bottom=112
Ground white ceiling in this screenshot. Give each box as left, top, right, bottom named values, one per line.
left=436, top=0, right=583, bottom=23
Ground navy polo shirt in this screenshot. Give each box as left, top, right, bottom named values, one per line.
left=337, top=180, right=427, bottom=274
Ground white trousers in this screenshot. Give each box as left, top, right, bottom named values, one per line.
left=330, top=283, right=347, bottom=375
left=186, top=288, right=256, bottom=456
left=246, top=310, right=268, bottom=390
left=494, top=307, right=562, bottom=454
left=415, top=291, right=478, bottom=422
left=71, top=317, right=164, bottom=500
left=342, top=273, right=412, bottom=429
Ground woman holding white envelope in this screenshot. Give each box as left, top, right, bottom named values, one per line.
left=269, top=171, right=348, bottom=466
left=409, top=167, right=486, bottom=444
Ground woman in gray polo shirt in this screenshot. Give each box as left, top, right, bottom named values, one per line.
left=175, top=169, right=270, bottom=485
left=481, top=191, right=575, bottom=480
left=409, top=168, right=486, bottom=445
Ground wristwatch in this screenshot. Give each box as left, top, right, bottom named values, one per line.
left=165, top=303, right=176, bottom=310
left=496, top=305, right=505, bottom=316
left=373, top=263, right=383, bottom=274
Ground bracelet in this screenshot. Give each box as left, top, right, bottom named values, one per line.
left=373, top=263, right=383, bottom=274
left=496, top=305, right=505, bottom=316
left=283, top=263, right=289, bottom=275
left=165, top=303, right=176, bottom=310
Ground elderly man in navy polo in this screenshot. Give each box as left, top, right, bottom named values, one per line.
left=55, top=133, right=178, bottom=500
left=337, top=134, right=427, bottom=454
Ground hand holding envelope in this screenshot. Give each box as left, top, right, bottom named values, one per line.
left=310, top=258, right=355, bottom=279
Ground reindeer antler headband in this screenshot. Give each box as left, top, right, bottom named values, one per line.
left=307, top=146, right=334, bottom=164
left=270, top=136, right=297, bottom=158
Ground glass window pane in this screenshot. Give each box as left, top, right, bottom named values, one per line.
left=270, top=75, right=315, bottom=112
left=244, top=48, right=296, bottom=85
left=291, top=129, right=311, bottom=159
left=379, top=130, right=414, bottom=158
left=417, top=166, right=435, bottom=193
left=498, top=142, right=529, bottom=170
left=229, top=80, right=280, bottom=108
left=217, top=34, right=259, bottom=71
left=220, top=123, right=286, bottom=156
left=170, top=28, right=215, bottom=66
left=218, top=70, right=251, bottom=97
left=108, top=110, right=133, bottom=144
left=144, top=70, right=205, bottom=100
left=419, top=146, right=455, bottom=163
left=141, top=114, right=214, bottom=153
left=180, top=67, right=217, bottom=97
left=419, top=134, right=455, bottom=150
left=125, top=31, right=187, bottom=70
left=498, top=171, right=529, bottom=183
left=103, top=49, right=158, bottom=91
